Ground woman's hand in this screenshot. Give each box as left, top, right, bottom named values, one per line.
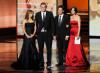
left=26, top=35, right=31, bottom=39
left=53, top=36, right=56, bottom=40
left=30, top=34, right=34, bottom=38
left=77, top=35, right=79, bottom=40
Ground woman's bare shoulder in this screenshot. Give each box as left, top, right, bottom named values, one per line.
left=23, top=19, right=27, bottom=23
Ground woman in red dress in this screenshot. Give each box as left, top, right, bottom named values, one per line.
left=65, top=7, right=89, bottom=67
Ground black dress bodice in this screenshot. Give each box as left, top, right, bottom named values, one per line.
left=25, top=22, right=35, bottom=35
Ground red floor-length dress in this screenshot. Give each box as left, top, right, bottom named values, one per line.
left=65, top=20, right=87, bottom=66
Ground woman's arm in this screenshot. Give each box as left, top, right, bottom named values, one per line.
left=77, top=16, right=81, bottom=40
left=22, top=20, right=30, bottom=38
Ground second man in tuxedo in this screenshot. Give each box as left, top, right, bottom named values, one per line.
left=55, top=5, right=70, bottom=67
left=35, top=2, right=55, bottom=69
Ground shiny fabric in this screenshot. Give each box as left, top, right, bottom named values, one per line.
left=65, top=21, right=87, bottom=66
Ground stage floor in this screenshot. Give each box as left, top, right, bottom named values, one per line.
left=0, top=37, right=98, bottom=73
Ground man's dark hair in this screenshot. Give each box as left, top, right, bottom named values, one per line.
left=58, top=5, right=65, bottom=11
left=40, top=2, right=47, bottom=7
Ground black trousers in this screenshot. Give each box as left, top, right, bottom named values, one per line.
left=37, top=32, right=52, bottom=65
left=57, top=36, right=69, bottom=64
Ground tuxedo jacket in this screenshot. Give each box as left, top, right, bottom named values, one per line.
left=35, top=11, right=55, bottom=36
left=55, top=14, right=70, bottom=39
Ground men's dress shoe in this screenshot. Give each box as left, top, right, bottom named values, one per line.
left=47, top=65, right=52, bottom=70
left=39, top=63, right=44, bottom=69
left=56, top=63, right=63, bottom=67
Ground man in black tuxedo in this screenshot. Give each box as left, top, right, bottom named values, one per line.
left=55, top=5, right=70, bottom=67
left=35, top=2, right=55, bottom=69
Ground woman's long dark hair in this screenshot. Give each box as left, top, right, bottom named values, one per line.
left=25, top=10, right=35, bottom=21
left=71, top=7, right=77, bottom=14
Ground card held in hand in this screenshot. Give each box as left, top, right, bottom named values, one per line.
left=75, top=37, right=81, bottom=44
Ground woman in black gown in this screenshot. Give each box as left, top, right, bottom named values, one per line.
left=11, top=10, right=39, bottom=70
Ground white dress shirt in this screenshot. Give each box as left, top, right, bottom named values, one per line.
left=58, top=14, right=64, bottom=23
left=41, top=11, right=47, bottom=32
left=41, top=11, right=46, bottom=21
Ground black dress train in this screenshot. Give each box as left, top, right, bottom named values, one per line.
left=11, top=22, right=39, bottom=70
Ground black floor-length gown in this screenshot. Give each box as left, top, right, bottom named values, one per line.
left=11, top=22, right=39, bottom=70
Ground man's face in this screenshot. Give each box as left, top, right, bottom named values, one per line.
left=58, top=8, right=64, bottom=15
left=40, top=4, right=47, bottom=12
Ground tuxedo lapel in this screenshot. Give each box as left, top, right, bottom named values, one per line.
left=39, top=12, right=42, bottom=21
left=61, top=14, right=65, bottom=25
left=45, top=11, right=47, bottom=19
left=57, top=15, right=59, bottom=25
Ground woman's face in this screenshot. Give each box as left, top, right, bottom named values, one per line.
left=71, top=8, right=75, bottom=15
left=29, top=12, right=33, bottom=17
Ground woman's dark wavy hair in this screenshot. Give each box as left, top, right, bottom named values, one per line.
left=25, top=10, right=35, bottom=21
left=71, top=7, right=77, bottom=14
